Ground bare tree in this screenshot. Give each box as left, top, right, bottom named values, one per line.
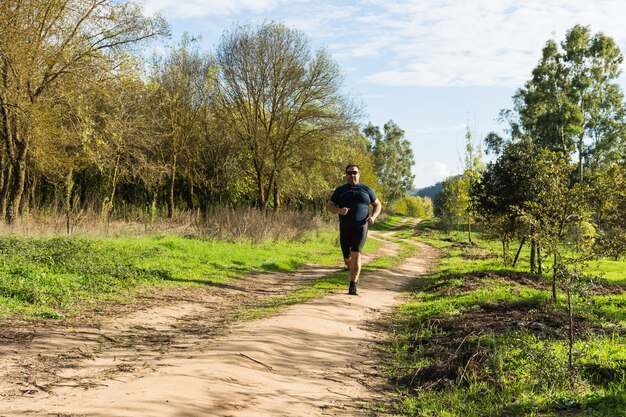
left=215, top=22, right=360, bottom=210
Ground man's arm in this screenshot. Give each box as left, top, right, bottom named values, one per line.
left=367, top=198, right=382, bottom=225
left=328, top=200, right=349, bottom=216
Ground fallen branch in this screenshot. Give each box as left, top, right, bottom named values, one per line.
left=238, top=353, right=273, bottom=372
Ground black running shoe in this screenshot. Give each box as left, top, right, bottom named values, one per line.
left=348, top=281, right=358, bottom=295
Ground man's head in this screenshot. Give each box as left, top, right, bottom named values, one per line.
left=345, top=163, right=360, bottom=185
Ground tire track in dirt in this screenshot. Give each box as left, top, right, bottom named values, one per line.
left=0, top=221, right=438, bottom=416
left=0, top=229, right=399, bottom=401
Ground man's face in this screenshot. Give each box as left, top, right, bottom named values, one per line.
left=345, top=167, right=360, bottom=185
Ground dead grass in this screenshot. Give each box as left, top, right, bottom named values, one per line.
left=0, top=206, right=331, bottom=242
left=199, top=206, right=329, bottom=242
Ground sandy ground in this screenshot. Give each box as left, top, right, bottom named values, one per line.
left=0, top=221, right=438, bottom=416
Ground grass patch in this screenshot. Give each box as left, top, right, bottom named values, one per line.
left=382, top=227, right=626, bottom=417
left=0, top=230, right=344, bottom=318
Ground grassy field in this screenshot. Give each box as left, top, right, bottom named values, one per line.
left=382, top=219, right=626, bottom=416
left=0, top=229, right=379, bottom=319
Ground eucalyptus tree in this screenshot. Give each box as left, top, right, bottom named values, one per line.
left=461, top=125, right=484, bottom=243
left=514, top=24, right=626, bottom=182
left=363, top=120, right=415, bottom=202
left=0, top=0, right=167, bottom=223
left=214, top=22, right=360, bottom=210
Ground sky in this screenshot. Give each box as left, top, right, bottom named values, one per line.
left=141, top=0, right=626, bottom=189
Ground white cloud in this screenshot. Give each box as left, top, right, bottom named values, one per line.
left=415, top=161, right=453, bottom=188
left=287, top=0, right=626, bottom=87
left=142, top=0, right=285, bottom=19
left=342, top=0, right=626, bottom=87
left=144, top=0, right=626, bottom=88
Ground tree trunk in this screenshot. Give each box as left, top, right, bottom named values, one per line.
left=0, top=148, right=4, bottom=212
left=567, top=282, right=574, bottom=382
left=150, top=191, right=158, bottom=225
left=537, top=245, right=543, bottom=275
left=168, top=155, right=177, bottom=218
left=578, top=133, right=584, bottom=183
left=273, top=181, right=279, bottom=212
left=6, top=140, right=28, bottom=224
left=552, top=253, right=558, bottom=303
left=512, top=237, right=526, bottom=267
left=501, top=238, right=510, bottom=266
left=0, top=163, right=11, bottom=219
left=530, top=238, right=537, bottom=275
left=65, top=170, right=74, bottom=235
left=187, top=181, right=194, bottom=210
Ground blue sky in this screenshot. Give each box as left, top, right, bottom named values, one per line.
left=142, top=0, right=626, bottom=188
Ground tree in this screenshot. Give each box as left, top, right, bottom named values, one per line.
left=0, top=0, right=167, bottom=223
left=391, top=195, right=433, bottom=219
left=363, top=120, right=415, bottom=202
left=514, top=24, right=626, bottom=183
left=149, top=35, right=216, bottom=217
left=83, top=66, right=156, bottom=225
left=436, top=175, right=465, bottom=232
left=473, top=140, right=564, bottom=269
left=435, top=126, right=483, bottom=242
left=461, top=125, right=484, bottom=243
left=214, top=22, right=359, bottom=210
left=478, top=24, right=626, bottom=382
left=588, top=162, right=626, bottom=259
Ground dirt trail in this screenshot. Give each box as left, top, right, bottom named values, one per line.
left=0, top=223, right=437, bottom=416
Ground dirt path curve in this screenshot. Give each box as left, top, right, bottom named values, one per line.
left=0, top=223, right=438, bottom=416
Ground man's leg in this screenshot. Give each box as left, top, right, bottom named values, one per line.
left=348, top=225, right=367, bottom=295
left=349, top=251, right=362, bottom=282
left=347, top=251, right=362, bottom=295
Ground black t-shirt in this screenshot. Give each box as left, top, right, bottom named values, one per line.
left=330, top=183, right=377, bottom=228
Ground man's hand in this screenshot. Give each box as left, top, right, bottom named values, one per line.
left=328, top=200, right=349, bottom=216
left=367, top=216, right=376, bottom=226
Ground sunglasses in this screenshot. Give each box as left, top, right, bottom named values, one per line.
left=346, top=171, right=359, bottom=175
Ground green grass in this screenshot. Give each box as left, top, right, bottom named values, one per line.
left=0, top=222, right=402, bottom=320
left=382, top=224, right=626, bottom=417
left=0, top=231, right=349, bottom=318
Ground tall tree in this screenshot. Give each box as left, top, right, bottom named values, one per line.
left=460, top=125, right=484, bottom=243
left=149, top=35, right=216, bottom=217
left=514, top=24, right=626, bottom=182
left=214, top=22, right=359, bottom=210
left=363, top=120, right=415, bottom=202
left=0, top=0, right=167, bottom=223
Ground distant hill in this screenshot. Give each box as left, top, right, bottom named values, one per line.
left=413, top=180, right=445, bottom=200
left=413, top=175, right=463, bottom=201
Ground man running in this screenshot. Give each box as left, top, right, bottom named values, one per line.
left=327, top=164, right=382, bottom=295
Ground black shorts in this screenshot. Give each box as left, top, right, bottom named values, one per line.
left=339, top=223, right=368, bottom=259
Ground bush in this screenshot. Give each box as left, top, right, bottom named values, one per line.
left=390, top=195, right=433, bottom=218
